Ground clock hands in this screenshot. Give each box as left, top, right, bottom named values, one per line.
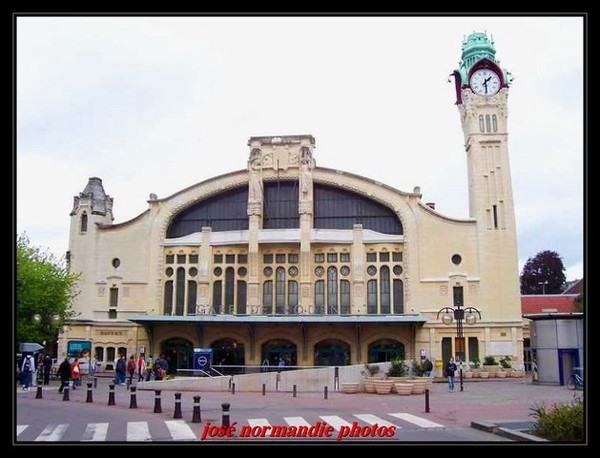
left=482, top=76, right=491, bottom=94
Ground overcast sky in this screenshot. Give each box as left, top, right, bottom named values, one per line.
left=16, top=15, right=584, bottom=281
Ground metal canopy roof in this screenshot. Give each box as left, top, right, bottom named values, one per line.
left=127, top=314, right=427, bottom=325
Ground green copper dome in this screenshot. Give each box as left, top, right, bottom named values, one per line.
left=460, top=32, right=497, bottom=71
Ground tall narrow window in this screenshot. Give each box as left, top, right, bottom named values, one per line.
left=187, top=280, right=197, bottom=315
left=109, top=287, right=119, bottom=308
left=263, top=281, right=273, bottom=314
left=453, top=286, right=464, bottom=308
left=340, top=280, right=351, bottom=314
left=327, top=267, right=338, bottom=314
left=492, top=204, right=498, bottom=229
left=380, top=266, right=390, bottom=314
left=314, top=280, right=324, bottom=314
left=213, top=280, right=222, bottom=314
left=275, top=267, right=286, bottom=314
left=367, top=280, right=377, bottom=314
left=80, top=213, right=88, bottom=233
left=492, top=114, right=498, bottom=132
left=485, top=114, right=491, bottom=132
left=163, top=281, right=173, bottom=315
left=175, top=267, right=185, bottom=315
left=225, top=267, right=235, bottom=313
left=479, top=115, right=484, bottom=132
left=393, top=279, right=404, bottom=314
left=237, top=281, right=247, bottom=314
left=288, top=281, right=298, bottom=314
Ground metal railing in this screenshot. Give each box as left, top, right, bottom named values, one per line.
left=172, top=364, right=332, bottom=377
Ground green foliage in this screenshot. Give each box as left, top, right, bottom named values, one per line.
left=386, top=358, right=407, bottom=377
left=413, top=362, right=425, bottom=377
left=530, top=397, right=584, bottom=442
left=470, top=356, right=481, bottom=368
left=499, top=356, right=512, bottom=369
left=364, top=364, right=380, bottom=376
left=483, top=355, right=497, bottom=366
left=16, top=234, right=79, bottom=346
left=520, top=250, right=566, bottom=294
left=574, top=293, right=583, bottom=312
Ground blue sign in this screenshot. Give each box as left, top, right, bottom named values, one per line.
left=193, top=348, right=212, bottom=372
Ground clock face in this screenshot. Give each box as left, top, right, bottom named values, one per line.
left=470, top=69, right=501, bottom=96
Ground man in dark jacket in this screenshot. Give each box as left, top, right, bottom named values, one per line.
left=445, top=357, right=458, bottom=392
left=115, top=355, right=127, bottom=385
left=42, top=355, right=53, bottom=385
left=57, top=358, right=71, bottom=393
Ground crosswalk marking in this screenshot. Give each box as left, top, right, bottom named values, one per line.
left=353, top=414, right=399, bottom=429
left=35, top=424, right=69, bottom=441
left=284, top=417, right=311, bottom=427
left=16, top=425, right=28, bottom=437
left=82, top=423, right=109, bottom=442
left=165, top=420, right=196, bottom=441
left=127, top=422, right=152, bottom=441
left=388, top=413, right=443, bottom=428
left=247, top=418, right=271, bottom=427
left=320, top=415, right=352, bottom=432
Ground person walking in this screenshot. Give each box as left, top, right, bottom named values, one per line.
left=20, top=353, right=35, bottom=391
left=115, top=355, right=127, bottom=385
left=70, top=358, right=81, bottom=389
left=57, top=357, right=71, bottom=393
left=137, top=354, right=146, bottom=382
left=145, top=355, right=154, bottom=381
left=42, top=354, right=53, bottom=385
left=445, top=357, right=458, bottom=392
left=423, top=358, right=434, bottom=378
left=89, top=355, right=98, bottom=378
left=127, top=356, right=136, bottom=385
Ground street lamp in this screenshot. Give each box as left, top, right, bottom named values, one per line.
left=538, top=281, right=549, bottom=295
left=437, top=303, right=482, bottom=392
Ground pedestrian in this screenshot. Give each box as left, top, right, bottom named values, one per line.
left=127, top=355, right=136, bottom=385
left=145, top=355, right=154, bottom=381
left=70, top=358, right=81, bottom=389
left=57, top=357, right=71, bottom=393
left=154, top=354, right=168, bottom=381
left=277, top=357, right=285, bottom=373
left=20, top=353, right=35, bottom=391
left=89, top=355, right=98, bottom=378
left=445, top=357, right=458, bottom=392
left=137, top=354, right=146, bottom=382
left=115, top=355, right=127, bottom=385
left=423, top=358, right=434, bottom=378
left=261, top=358, right=270, bottom=373
left=42, top=354, right=53, bottom=385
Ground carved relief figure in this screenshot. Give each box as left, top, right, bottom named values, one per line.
left=249, top=148, right=263, bottom=204
left=299, top=147, right=313, bottom=201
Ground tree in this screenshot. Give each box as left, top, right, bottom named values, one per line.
left=16, top=234, right=78, bottom=347
left=520, top=250, right=566, bottom=294
left=573, top=293, right=583, bottom=312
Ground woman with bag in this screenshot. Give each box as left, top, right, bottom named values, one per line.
left=70, top=358, right=81, bottom=389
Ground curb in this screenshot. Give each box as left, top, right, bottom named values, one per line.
left=470, top=420, right=548, bottom=442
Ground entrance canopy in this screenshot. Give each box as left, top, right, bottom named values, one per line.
left=128, top=314, right=426, bottom=325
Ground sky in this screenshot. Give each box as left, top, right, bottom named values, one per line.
left=16, top=15, right=584, bottom=281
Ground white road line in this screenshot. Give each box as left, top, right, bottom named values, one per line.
left=247, top=418, right=271, bottom=427
left=34, top=424, right=69, bottom=441
left=16, top=425, right=28, bottom=437
left=81, top=423, right=109, bottom=442
left=165, top=420, right=197, bottom=441
left=284, top=417, right=311, bottom=427
left=388, top=413, right=444, bottom=428
left=353, top=414, right=399, bottom=429
left=126, top=422, right=152, bottom=441
left=320, top=415, right=352, bottom=432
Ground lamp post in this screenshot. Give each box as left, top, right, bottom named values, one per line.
left=31, top=313, right=62, bottom=348
left=437, top=304, right=482, bottom=392
left=538, top=280, right=549, bottom=295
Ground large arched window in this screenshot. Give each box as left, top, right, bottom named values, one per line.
left=213, top=280, right=222, bottom=314
left=237, top=281, right=247, bottom=314
left=367, top=280, right=377, bottom=314
left=393, top=279, right=404, bottom=314
left=187, top=280, right=197, bottom=315
left=261, top=339, right=297, bottom=367
left=327, top=267, right=338, bottom=313
left=288, top=280, right=298, bottom=314
left=314, top=280, right=324, bottom=314
left=175, top=267, right=185, bottom=316
left=263, top=281, right=273, bottom=314
left=225, top=267, right=235, bottom=313
left=314, top=339, right=351, bottom=366
left=340, top=280, right=351, bottom=314
left=211, top=338, right=245, bottom=374
left=368, top=339, right=405, bottom=363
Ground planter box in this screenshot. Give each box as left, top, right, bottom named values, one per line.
left=483, top=365, right=498, bottom=377
left=373, top=379, right=394, bottom=395
left=394, top=382, right=413, bottom=395
left=341, top=383, right=359, bottom=394
left=464, top=371, right=474, bottom=379
left=479, top=371, right=490, bottom=378
left=410, top=377, right=428, bottom=394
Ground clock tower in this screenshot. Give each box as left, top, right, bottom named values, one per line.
left=452, top=32, right=521, bottom=324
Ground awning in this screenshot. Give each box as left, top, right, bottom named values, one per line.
left=127, top=314, right=427, bottom=325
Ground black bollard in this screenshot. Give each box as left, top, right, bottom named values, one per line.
left=36, top=385, right=43, bottom=399
left=86, top=382, right=93, bottom=403
left=108, top=384, right=115, bottom=406
left=425, top=388, right=430, bottom=413
left=221, top=403, right=230, bottom=428
left=262, top=383, right=266, bottom=396
left=231, top=383, right=235, bottom=395
left=334, top=366, right=339, bottom=390
left=94, top=377, right=98, bottom=389
left=173, top=392, right=182, bottom=419
left=126, top=378, right=130, bottom=391
left=154, top=390, right=162, bottom=413
left=324, top=386, right=328, bottom=400
left=129, top=386, right=138, bottom=409
left=293, top=384, right=297, bottom=397
left=192, top=395, right=202, bottom=423
left=63, top=387, right=70, bottom=401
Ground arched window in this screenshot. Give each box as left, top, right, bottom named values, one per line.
left=368, top=339, right=405, bottom=363
left=213, top=280, right=222, bottom=314
left=314, top=280, right=324, bottom=314
left=492, top=114, right=498, bottom=132
left=94, top=346, right=104, bottom=361
left=237, top=281, right=247, bottom=314
left=163, top=281, right=173, bottom=315
left=175, top=267, right=185, bottom=316
left=276, top=267, right=286, bottom=314
left=327, top=266, right=338, bottom=314
left=80, top=213, right=88, bottom=233
left=340, top=280, right=351, bottom=314
left=380, top=266, right=390, bottom=314
left=367, top=280, right=377, bottom=314
left=288, top=280, right=298, bottom=314
left=261, top=339, right=297, bottom=367
left=485, top=114, right=491, bottom=132
left=479, top=115, right=484, bottom=132
left=393, top=279, right=404, bottom=314
left=225, top=267, right=235, bottom=313
left=314, top=339, right=351, bottom=366
left=187, top=280, right=197, bottom=315
left=263, top=281, right=273, bottom=314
